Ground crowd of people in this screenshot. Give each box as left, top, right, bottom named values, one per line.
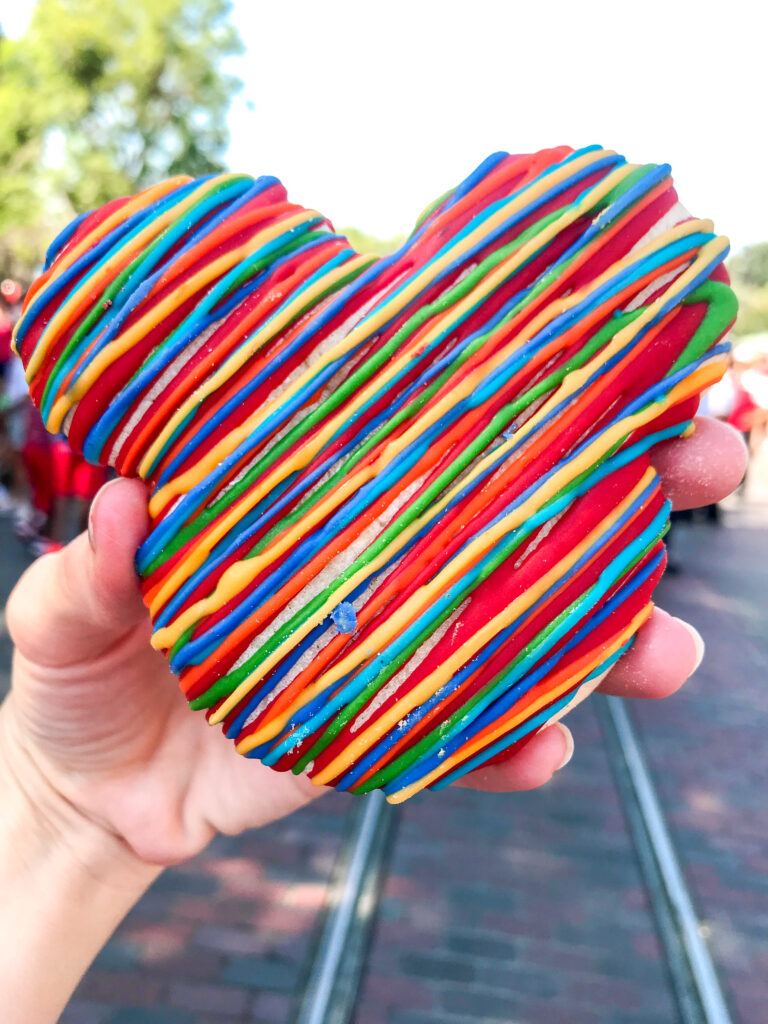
left=0, top=279, right=107, bottom=556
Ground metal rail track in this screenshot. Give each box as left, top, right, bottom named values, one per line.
left=296, top=698, right=735, bottom=1024
left=596, top=694, right=734, bottom=1024
left=295, top=791, right=396, bottom=1024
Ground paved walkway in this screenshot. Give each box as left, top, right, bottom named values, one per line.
left=633, top=510, right=768, bottom=1024
left=64, top=797, right=351, bottom=1024
left=0, top=502, right=765, bottom=1024
left=355, top=703, right=677, bottom=1024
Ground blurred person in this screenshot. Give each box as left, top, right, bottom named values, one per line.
left=701, top=360, right=736, bottom=422
left=728, top=359, right=759, bottom=444
left=0, top=311, right=17, bottom=513
left=664, top=370, right=738, bottom=557
left=0, top=280, right=24, bottom=513
left=16, top=408, right=109, bottom=557
left=0, top=282, right=55, bottom=550
left=697, top=358, right=739, bottom=522
left=21, top=405, right=59, bottom=556
left=0, top=274, right=108, bottom=555
left=0, top=352, right=41, bottom=531
left=48, top=438, right=109, bottom=546
left=0, top=279, right=23, bottom=345
left=0, top=278, right=48, bottom=536
left=740, top=351, right=768, bottom=453
left=729, top=339, right=768, bottom=495
left=0, top=280, right=23, bottom=380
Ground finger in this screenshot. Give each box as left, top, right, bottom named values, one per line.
left=598, top=606, right=703, bottom=699
left=86, top=477, right=150, bottom=624
left=454, top=722, right=574, bottom=793
left=651, top=416, right=747, bottom=510
left=7, top=477, right=150, bottom=664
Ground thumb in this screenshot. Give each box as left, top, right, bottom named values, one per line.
left=7, top=478, right=150, bottom=666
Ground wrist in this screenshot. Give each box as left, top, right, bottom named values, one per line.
left=0, top=694, right=159, bottom=886
left=0, top=697, right=160, bottom=1023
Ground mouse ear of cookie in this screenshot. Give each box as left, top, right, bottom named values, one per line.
left=14, top=146, right=737, bottom=802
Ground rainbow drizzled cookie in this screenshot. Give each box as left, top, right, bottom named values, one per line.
left=14, top=146, right=736, bottom=803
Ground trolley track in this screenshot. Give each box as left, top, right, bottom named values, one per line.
left=297, top=697, right=734, bottom=1024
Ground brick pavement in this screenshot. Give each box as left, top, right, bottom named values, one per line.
left=62, top=794, right=353, bottom=1024
left=633, top=509, right=768, bottom=1024
left=354, top=700, right=679, bottom=1024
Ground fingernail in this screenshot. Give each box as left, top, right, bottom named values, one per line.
left=676, top=618, right=705, bottom=673
left=555, top=723, right=574, bottom=770
left=87, top=478, right=120, bottom=551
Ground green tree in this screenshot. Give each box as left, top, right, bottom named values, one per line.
left=729, top=242, right=768, bottom=289
left=340, top=226, right=405, bottom=258
left=0, top=0, right=243, bottom=279
left=728, top=243, right=768, bottom=336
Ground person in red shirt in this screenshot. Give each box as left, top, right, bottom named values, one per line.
left=1, top=279, right=107, bottom=554
left=49, top=439, right=109, bottom=544
left=728, top=366, right=759, bottom=438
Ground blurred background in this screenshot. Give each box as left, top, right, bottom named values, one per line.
left=0, top=2, right=766, bottom=1022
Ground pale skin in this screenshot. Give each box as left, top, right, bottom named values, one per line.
left=0, top=416, right=747, bottom=1023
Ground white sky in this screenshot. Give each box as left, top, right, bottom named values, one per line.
left=5, top=0, right=767, bottom=253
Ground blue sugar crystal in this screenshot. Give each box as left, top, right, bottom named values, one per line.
left=332, top=601, right=357, bottom=634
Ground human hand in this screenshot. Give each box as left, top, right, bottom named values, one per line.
left=0, top=414, right=746, bottom=1023
left=2, top=475, right=322, bottom=869
left=0, top=416, right=747, bottom=863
